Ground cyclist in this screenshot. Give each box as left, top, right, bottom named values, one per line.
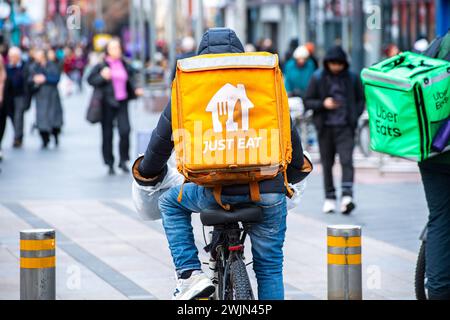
left=132, top=28, right=306, bottom=300
left=419, top=29, right=450, bottom=300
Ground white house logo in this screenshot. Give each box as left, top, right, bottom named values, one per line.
left=206, top=83, right=254, bottom=133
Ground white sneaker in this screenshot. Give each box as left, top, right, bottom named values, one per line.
left=172, top=270, right=215, bottom=300
left=322, top=199, right=336, bottom=214
left=340, top=196, right=355, bottom=214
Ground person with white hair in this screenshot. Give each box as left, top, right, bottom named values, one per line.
left=283, top=45, right=317, bottom=97
left=181, top=36, right=196, bottom=54
left=2, top=46, right=29, bottom=148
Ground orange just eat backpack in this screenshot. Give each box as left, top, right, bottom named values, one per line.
left=171, top=52, right=293, bottom=209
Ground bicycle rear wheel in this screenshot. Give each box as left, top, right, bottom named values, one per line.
left=415, top=241, right=427, bottom=300
left=358, top=122, right=372, bottom=158
left=229, top=257, right=254, bottom=300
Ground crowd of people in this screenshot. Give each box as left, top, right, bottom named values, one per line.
left=0, top=34, right=400, bottom=214
left=0, top=43, right=89, bottom=161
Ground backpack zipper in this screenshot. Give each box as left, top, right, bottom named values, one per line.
left=413, top=86, right=426, bottom=161
left=417, top=85, right=431, bottom=158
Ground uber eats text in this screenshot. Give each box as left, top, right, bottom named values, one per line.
left=375, top=104, right=401, bottom=137
left=433, top=89, right=448, bottom=110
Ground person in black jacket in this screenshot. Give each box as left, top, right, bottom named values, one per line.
left=418, top=30, right=450, bottom=300
left=131, top=28, right=307, bottom=300
left=87, top=38, right=143, bottom=175
left=3, top=47, right=30, bottom=148
left=304, top=46, right=364, bottom=214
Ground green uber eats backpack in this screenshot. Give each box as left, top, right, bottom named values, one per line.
left=361, top=51, right=450, bottom=161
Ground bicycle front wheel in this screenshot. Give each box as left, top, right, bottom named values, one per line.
left=229, top=257, right=254, bottom=300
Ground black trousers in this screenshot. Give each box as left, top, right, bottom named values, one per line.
left=317, top=126, right=355, bottom=199
left=0, top=103, right=13, bottom=148
left=101, top=101, right=130, bottom=166
left=0, top=96, right=29, bottom=146
left=419, top=165, right=450, bottom=300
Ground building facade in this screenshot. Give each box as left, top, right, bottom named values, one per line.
left=217, top=0, right=446, bottom=71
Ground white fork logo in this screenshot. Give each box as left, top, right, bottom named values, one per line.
left=206, top=84, right=254, bottom=133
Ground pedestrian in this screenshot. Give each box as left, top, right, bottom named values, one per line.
left=22, top=47, right=36, bottom=114
left=63, top=47, right=76, bottom=84
left=284, top=39, right=299, bottom=63
left=3, top=47, right=29, bottom=148
left=170, top=36, right=197, bottom=81
left=304, top=46, right=365, bottom=214
left=47, top=48, right=62, bottom=68
left=419, top=29, right=450, bottom=300
left=258, top=38, right=276, bottom=54
left=28, top=49, right=64, bottom=149
left=383, top=43, right=400, bottom=58
left=305, top=42, right=319, bottom=69
left=413, top=35, right=429, bottom=53
left=0, top=55, right=7, bottom=161
left=73, top=45, right=87, bottom=92
left=283, top=45, right=317, bottom=97
left=281, top=38, right=299, bottom=71
left=244, top=43, right=256, bottom=53
left=87, top=38, right=144, bottom=175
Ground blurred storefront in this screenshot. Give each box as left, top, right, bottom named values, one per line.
left=218, top=0, right=445, bottom=72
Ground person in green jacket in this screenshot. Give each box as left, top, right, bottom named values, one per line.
left=419, top=29, right=450, bottom=300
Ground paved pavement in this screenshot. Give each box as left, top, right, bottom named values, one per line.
left=0, top=88, right=428, bottom=300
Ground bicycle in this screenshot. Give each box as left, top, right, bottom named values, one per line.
left=288, top=96, right=316, bottom=152
left=200, top=204, right=263, bottom=300
left=415, top=225, right=428, bottom=300
left=355, top=110, right=372, bottom=158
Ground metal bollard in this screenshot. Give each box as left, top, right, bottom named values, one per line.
left=20, top=229, right=56, bottom=300
left=327, top=225, right=362, bottom=300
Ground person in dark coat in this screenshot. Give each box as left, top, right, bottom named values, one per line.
left=304, top=45, right=364, bottom=214
left=87, top=38, right=143, bottom=175
left=131, top=28, right=307, bottom=300
left=3, top=47, right=29, bottom=148
left=28, top=49, right=64, bottom=148
left=418, top=29, right=450, bottom=300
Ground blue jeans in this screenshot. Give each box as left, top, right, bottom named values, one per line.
left=158, top=183, right=288, bottom=300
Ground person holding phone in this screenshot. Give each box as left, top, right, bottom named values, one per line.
left=304, top=46, right=365, bottom=214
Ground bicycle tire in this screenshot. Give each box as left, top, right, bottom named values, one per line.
left=415, top=241, right=427, bottom=300
left=229, top=257, right=254, bottom=300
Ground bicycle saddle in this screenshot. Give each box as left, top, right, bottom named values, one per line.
left=200, top=204, right=263, bottom=226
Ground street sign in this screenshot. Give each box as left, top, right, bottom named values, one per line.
left=0, top=2, right=11, bottom=19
